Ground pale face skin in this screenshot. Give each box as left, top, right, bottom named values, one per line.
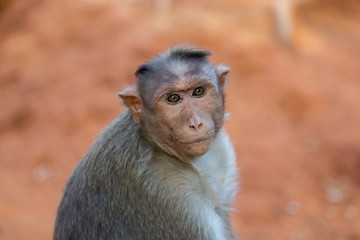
left=146, top=77, right=223, bottom=162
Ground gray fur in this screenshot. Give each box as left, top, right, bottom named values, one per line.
left=53, top=46, right=238, bottom=240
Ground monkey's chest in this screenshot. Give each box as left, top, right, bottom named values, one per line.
left=192, top=130, right=238, bottom=208
left=193, top=157, right=229, bottom=207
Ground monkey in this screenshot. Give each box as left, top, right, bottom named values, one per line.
left=53, top=45, right=238, bottom=240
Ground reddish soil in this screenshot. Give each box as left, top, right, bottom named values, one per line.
left=1, top=0, right=360, bottom=239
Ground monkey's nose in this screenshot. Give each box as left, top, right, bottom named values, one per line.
left=189, top=116, right=203, bottom=131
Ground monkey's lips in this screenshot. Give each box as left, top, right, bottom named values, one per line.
left=179, top=136, right=212, bottom=145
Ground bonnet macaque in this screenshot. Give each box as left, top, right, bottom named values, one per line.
left=54, top=45, right=238, bottom=240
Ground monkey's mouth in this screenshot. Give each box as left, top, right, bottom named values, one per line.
left=179, top=137, right=212, bottom=144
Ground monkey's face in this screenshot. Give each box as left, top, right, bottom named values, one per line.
left=141, top=78, right=224, bottom=163
left=118, top=46, right=230, bottom=163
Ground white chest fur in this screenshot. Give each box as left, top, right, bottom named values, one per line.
left=193, top=129, right=238, bottom=207
left=192, top=129, right=238, bottom=240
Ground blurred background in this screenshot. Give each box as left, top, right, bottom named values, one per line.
left=0, top=0, right=360, bottom=239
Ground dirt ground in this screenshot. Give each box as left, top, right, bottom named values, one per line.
left=1, top=0, right=360, bottom=239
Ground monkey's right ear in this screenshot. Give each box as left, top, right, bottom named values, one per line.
left=118, top=88, right=142, bottom=124
left=216, top=65, right=230, bottom=90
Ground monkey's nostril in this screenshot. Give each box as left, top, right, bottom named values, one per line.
left=189, top=121, right=203, bottom=131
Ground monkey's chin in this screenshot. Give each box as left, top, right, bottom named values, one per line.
left=181, top=138, right=212, bottom=159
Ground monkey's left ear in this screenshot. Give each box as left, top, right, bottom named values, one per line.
left=117, top=88, right=142, bottom=124
left=216, top=65, right=230, bottom=90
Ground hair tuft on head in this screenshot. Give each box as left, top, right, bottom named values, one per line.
left=135, top=65, right=150, bottom=77
left=135, top=45, right=212, bottom=79
left=167, top=45, right=212, bottom=60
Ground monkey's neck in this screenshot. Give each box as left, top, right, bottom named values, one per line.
left=152, top=147, right=193, bottom=165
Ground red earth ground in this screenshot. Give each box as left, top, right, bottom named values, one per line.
left=0, top=0, right=360, bottom=239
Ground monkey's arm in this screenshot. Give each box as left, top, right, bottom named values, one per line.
left=141, top=155, right=225, bottom=240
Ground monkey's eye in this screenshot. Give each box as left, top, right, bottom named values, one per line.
left=192, top=87, right=205, bottom=97
left=167, top=94, right=181, bottom=103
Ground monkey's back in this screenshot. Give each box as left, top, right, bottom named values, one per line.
left=54, top=110, right=144, bottom=239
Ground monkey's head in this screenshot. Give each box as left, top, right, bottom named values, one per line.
left=119, top=46, right=229, bottom=163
